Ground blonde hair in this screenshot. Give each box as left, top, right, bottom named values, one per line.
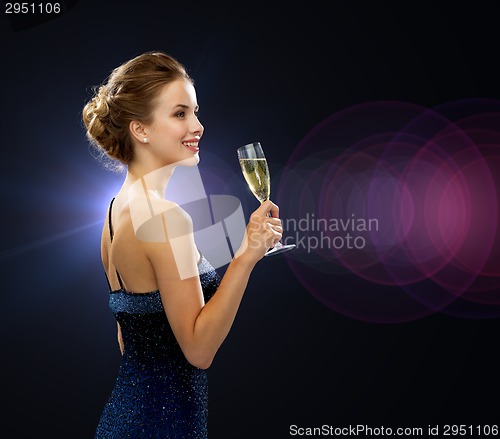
left=82, top=51, right=192, bottom=166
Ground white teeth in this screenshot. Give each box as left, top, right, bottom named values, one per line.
left=183, top=142, right=198, bottom=147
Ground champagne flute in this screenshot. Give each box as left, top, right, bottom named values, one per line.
left=237, top=142, right=296, bottom=256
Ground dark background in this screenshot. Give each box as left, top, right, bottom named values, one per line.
left=1, top=1, right=499, bottom=437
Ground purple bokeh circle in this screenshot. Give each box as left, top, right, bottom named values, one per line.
left=278, top=100, right=500, bottom=322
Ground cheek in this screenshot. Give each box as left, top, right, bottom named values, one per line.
left=164, top=121, right=188, bottom=139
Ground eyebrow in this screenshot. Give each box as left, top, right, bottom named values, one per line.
left=172, top=104, right=199, bottom=110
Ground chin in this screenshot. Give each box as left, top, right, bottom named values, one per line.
left=180, top=154, right=200, bottom=167
left=165, top=154, right=200, bottom=169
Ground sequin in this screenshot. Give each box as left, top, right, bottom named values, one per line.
left=95, top=255, right=220, bottom=439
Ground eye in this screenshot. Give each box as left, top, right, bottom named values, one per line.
left=175, top=111, right=186, bottom=118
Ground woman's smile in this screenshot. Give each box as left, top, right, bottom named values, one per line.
left=182, top=137, right=200, bottom=152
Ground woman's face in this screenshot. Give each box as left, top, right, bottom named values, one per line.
left=142, top=79, right=204, bottom=166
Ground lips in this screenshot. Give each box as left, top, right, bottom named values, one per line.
left=182, top=139, right=200, bottom=152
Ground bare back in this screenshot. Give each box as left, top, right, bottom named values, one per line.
left=102, top=196, right=160, bottom=293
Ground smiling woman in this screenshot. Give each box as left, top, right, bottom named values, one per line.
left=82, top=52, right=195, bottom=167
left=127, top=78, right=204, bottom=168
left=82, top=51, right=283, bottom=438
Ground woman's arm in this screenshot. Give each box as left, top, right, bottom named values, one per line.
left=142, top=200, right=282, bottom=369
left=117, top=322, right=124, bottom=355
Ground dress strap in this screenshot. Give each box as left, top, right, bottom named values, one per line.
left=108, top=198, right=125, bottom=290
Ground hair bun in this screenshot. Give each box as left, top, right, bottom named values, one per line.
left=83, top=85, right=119, bottom=156
left=94, top=85, right=110, bottom=119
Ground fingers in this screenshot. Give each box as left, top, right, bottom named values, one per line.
left=252, top=212, right=282, bottom=231
left=256, top=199, right=280, bottom=218
left=251, top=201, right=282, bottom=233
left=247, top=215, right=283, bottom=245
left=269, top=226, right=283, bottom=247
left=249, top=214, right=282, bottom=231
left=265, top=217, right=283, bottom=245
left=237, top=200, right=284, bottom=262
left=266, top=217, right=282, bottom=229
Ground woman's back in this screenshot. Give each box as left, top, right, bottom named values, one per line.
left=95, top=198, right=220, bottom=438
left=102, top=196, right=159, bottom=294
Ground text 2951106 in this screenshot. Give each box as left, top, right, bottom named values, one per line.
left=5, top=3, right=61, bottom=14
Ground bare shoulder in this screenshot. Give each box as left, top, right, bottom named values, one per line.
left=127, top=196, right=199, bottom=280
left=127, top=195, right=193, bottom=243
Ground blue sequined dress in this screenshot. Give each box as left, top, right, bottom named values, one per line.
left=95, top=199, right=220, bottom=438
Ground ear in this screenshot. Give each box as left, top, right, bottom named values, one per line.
left=129, top=120, right=149, bottom=144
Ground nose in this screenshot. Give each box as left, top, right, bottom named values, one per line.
left=192, top=116, right=204, bottom=137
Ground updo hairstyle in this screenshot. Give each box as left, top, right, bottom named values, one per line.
left=82, top=51, right=192, bottom=166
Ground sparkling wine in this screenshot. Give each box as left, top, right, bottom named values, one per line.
left=237, top=141, right=295, bottom=256
left=239, top=158, right=270, bottom=203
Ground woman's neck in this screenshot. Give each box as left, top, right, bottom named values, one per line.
left=124, top=161, right=176, bottom=200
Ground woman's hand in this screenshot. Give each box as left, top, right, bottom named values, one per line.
left=234, top=199, right=283, bottom=265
